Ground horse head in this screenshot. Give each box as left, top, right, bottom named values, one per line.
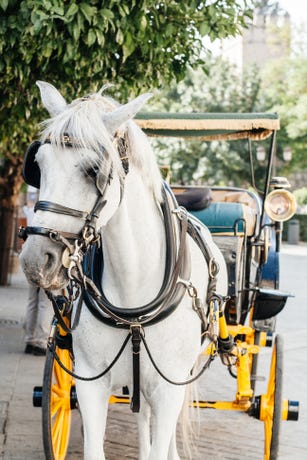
left=20, top=81, right=151, bottom=290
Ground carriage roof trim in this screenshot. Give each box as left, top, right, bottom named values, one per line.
left=134, top=112, right=280, bottom=141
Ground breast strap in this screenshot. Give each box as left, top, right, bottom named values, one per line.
left=82, top=186, right=191, bottom=327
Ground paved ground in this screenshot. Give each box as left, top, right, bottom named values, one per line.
left=0, top=243, right=306, bottom=459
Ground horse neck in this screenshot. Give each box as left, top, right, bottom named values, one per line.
left=101, top=172, right=166, bottom=307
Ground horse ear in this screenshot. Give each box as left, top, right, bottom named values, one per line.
left=103, top=93, right=152, bottom=134
left=36, top=81, right=67, bottom=117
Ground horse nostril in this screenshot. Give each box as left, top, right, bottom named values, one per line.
left=45, top=251, right=57, bottom=271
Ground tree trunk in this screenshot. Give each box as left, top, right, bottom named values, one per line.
left=0, top=205, right=16, bottom=284
left=0, top=157, right=24, bottom=285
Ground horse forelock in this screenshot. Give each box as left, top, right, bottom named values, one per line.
left=39, top=92, right=163, bottom=202
left=39, top=95, right=122, bottom=180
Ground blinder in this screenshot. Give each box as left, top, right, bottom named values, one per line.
left=23, top=134, right=129, bottom=191
left=23, top=140, right=41, bottom=189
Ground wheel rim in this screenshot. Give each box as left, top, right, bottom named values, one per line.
left=262, top=335, right=283, bottom=460
left=43, top=346, right=74, bottom=460
left=51, top=348, right=73, bottom=459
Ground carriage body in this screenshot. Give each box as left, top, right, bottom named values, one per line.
left=171, top=184, right=288, bottom=327
left=135, top=112, right=296, bottom=330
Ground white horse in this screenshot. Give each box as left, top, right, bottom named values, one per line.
left=20, top=81, right=227, bottom=460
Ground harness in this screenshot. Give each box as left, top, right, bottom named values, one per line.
left=19, top=134, right=224, bottom=412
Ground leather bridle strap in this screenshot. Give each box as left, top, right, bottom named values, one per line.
left=34, top=194, right=107, bottom=226
left=24, top=226, right=80, bottom=241
left=46, top=288, right=84, bottom=334
left=19, top=191, right=107, bottom=242
left=34, top=200, right=90, bottom=220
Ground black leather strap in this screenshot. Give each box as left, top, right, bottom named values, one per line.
left=81, top=187, right=190, bottom=326
left=35, top=200, right=89, bottom=220
left=130, top=325, right=142, bottom=412
left=19, top=225, right=80, bottom=241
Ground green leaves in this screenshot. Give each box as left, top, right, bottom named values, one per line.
left=66, top=3, right=79, bottom=18
left=100, top=8, right=114, bottom=20
left=116, top=28, right=124, bottom=45
left=0, top=0, right=8, bottom=11
left=79, top=3, right=97, bottom=23
left=86, top=28, right=96, bottom=46
left=199, top=22, right=210, bottom=36
left=122, top=31, right=135, bottom=62
left=0, top=0, right=255, bottom=163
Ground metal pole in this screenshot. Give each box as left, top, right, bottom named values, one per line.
left=257, top=130, right=277, bottom=240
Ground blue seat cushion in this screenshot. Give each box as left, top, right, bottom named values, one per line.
left=191, top=202, right=256, bottom=236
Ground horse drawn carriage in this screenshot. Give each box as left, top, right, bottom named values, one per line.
left=19, top=82, right=299, bottom=460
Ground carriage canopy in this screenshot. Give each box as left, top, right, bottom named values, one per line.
left=135, top=112, right=280, bottom=142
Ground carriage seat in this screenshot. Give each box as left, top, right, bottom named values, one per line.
left=174, top=187, right=212, bottom=211
left=172, top=186, right=258, bottom=237
left=191, top=201, right=257, bottom=236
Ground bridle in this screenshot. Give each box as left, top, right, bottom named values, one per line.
left=19, top=132, right=127, bottom=276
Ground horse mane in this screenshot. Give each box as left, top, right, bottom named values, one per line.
left=39, top=91, right=163, bottom=202
left=125, top=121, right=163, bottom=202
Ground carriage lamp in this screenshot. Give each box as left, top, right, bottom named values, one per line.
left=256, top=145, right=266, bottom=162
left=269, top=176, right=291, bottom=189
left=283, top=146, right=292, bottom=162
left=264, top=189, right=297, bottom=222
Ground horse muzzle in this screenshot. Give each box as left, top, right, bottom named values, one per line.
left=19, top=236, right=69, bottom=290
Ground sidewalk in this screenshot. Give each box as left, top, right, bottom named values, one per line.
left=0, top=258, right=49, bottom=458
left=0, top=267, right=46, bottom=459
left=1, top=242, right=307, bottom=459
left=280, top=241, right=307, bottom=256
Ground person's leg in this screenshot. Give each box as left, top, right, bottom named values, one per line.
left=24, top=285, right=39, bottom=353
left=33, top=289, right=53, bottom=354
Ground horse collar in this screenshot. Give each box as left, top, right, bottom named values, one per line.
left=82, top=185, right=191, bottom=328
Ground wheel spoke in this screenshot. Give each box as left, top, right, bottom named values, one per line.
left=50, top=397, right=63, bottom=419
left=52, top=408, right=63, bottom=453
left=59, top=411, right=71, bottom=457
left=52, top=405, right=71, bottom=459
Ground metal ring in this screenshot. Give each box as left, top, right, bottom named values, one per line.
left=208, top=257, right=219, bottom=278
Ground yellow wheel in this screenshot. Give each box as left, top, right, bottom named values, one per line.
left=42, top=346, right=74, bottom=460
left=261, top=334, right=283, bottom=460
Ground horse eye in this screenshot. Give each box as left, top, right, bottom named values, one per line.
left=85, top=164, right=100, bottom=178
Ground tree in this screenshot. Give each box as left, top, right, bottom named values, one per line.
left=261, top=54, right=307, bottom=176
left=0, top=0, right=253, bottom=284
left=239, top=1, right=307, bottom=178
left=150, top=57, right=265, bottom=186
left=149, top=15, right=307, bottom=188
